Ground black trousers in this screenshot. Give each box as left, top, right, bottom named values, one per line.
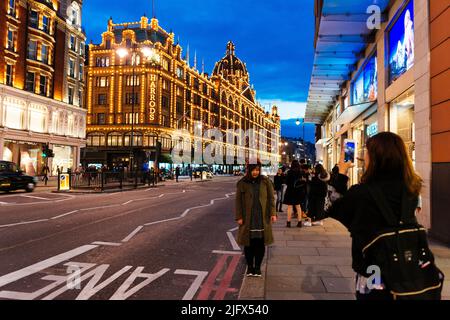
left=244, top=238, right=265, bottom=269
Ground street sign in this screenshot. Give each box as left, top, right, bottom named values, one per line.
left=59, top=174, right=70, bottom=191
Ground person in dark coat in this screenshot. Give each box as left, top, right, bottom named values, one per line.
left=326, top=132, right=425, bottom=300
left=175, top=166, right=181, bottom=182
left=273, top=168, right=286, bottom=212
left=308, top=164, right=330, bottom=226
left=283, top=160, right=307, bottom=228
left=235, top=161, right=277, bottom=277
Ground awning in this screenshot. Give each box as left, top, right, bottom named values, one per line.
left=315, top=138, right=332, bottom=146
left=335, top=101, right=375, bottom=125
left=305, top=0, right=390, bottom=124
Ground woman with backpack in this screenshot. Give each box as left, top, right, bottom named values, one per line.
left=283, top=160, right=307, bottom=228
left=307, top=164, right=330, bottom=226
left=327, top=132, right=443, bottom=300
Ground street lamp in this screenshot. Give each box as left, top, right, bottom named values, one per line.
left=115, top=45, right=160, bottom=171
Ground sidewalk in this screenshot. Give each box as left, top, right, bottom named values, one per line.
left=239, top=211, right=450, bottom=300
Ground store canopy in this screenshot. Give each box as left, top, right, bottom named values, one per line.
left=315, top=137, right=332, bottom=146
left=335, top=101, right=375, bottom=125
left=305, top=0, right=390, bottom=124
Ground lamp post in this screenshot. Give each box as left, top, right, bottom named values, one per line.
left=116, top=45, right=160, bottom=172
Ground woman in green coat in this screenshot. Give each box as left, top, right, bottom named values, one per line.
left=235, top=162, right=277, bottom=277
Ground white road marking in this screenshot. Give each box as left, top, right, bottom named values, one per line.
left=0, top=219, right=49, bottom=228
left=226, top=232, right=241, bottom=251
left=121, top=226, right=144, bottom=242
left=75, top=265, right=134, bottom=300
left=174, top=270, right=208, bottom=300
left=143, top=217, right=180, bottom=226
left=0, top=245, right=98, bottom=288
left=212, top=250, right=242, bottom=255
left=51, top=210, right=79, bottom=220
left=21, top=195, right=51, bottom=201
left=91, top=242, right=122, bottom=247
left=228, top=226, right=239, bottom=232
left=110, top=267, right=170, bottom=300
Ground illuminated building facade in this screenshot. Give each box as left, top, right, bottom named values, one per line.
left=84, top=16, right=281, bottom=172
left=0, top=0, right=87, bottom=176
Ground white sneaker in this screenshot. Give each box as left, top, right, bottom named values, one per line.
left=302, top=220, right=312, bottom=227
left=312, top=220, right=324, bottom=226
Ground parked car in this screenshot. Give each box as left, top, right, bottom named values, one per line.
left=193, top=167, right=213, bottom=179
left=0, top=161, right=37, bottom=193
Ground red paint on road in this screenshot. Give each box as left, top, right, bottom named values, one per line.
left=213, top=254, right=241, bottom=300
left=196, top=253, right=242, bottom=300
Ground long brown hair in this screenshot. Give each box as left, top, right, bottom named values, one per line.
left=361, top=132, right=422, bottom=196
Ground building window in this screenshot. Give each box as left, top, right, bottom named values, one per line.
left=162, top=79, right=169, bottom=90
left=162, top=115, right=168, bottom=127
left=126, top=38, right=132, bottom=48
left=7, top=29, right=15, bottom=51
left=125, top=113, right=139, bottom=125
left=108, top=133, right=123, bottom=147
left=68, top=59, right=75, bottom=77
left=87, top=133, right=105, bottom=147
left=162, top=96, right=169, bottom=109
left=125, top=75, right=140, bottom=86
left=25, top=72, right=35, bottom=92
left=80, top=42, right=85, bottom=56
left=125, top=93, right=139, bottom=105
left=29, top=10, right=39, bottom=28
left=96, top=57, right=110, bottom=67
left=41, top=44, right=49, bottom=64
left=176, top=67, right=184, bottom=79
left=78, top=90, right=83, bottom=108
left=39, top=75, right=47, bottom=96
left=79, top=64, right=83, bottom=81
left=98, top=113, right=106, bottom=124
left=176, top=101, right=183, bottom=114
left=69, top=35, right=76, bottom=51
left=68, top=87, right=74, bottom=104
left=98, top=94, right=107, bottom=105
left=6, top=64, right=14, bottom=86
left=8, top=0, right=16, bottom=16
left=162, top=59, right=169, bottom=71
left=42, top=15, right=50, bottom=33
left=105, top=40, right=111, bottom=50
left=27, top=40, right=37, bottom=60
left=96, top=77, right=109, bottom=87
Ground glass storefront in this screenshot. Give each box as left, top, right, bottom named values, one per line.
left=52, top=145, right=74, bottom=175
left=3, top=140, right=45, bottom=176
left=390, top=89, right=415, bottom=164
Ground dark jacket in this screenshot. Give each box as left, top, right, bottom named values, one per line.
left=283, top=169, right=307, bottom=205
left=235, top=175, right=276, bottom=246
left=307, top=173, right=329, bottom=220
left=328, top=174, right=419, bottom=275
left=273, top=174, right=285, bottom=191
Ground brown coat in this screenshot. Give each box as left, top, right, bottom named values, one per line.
left=235, top=176, right=276, bottom=246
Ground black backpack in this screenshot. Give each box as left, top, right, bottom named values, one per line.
left=364, top=186, right=444, bottom=300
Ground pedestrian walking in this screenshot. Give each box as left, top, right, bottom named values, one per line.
left=42, top=164, right=50, bottom=186
left=283, top=160, right=307, bottom=228
left=326, top=132, right=444, bottom=300
left=274, top=168, right=285, bottom=212
left=175, top=166, right=181, bottom=182
left=187, top=165, right=193, bottom=181
left=235, top=161, right=277, bottom=277
left=307, top=164, right=330, bottom=226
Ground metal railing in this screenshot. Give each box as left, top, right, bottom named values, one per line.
left=68, top=171, right=157, bottom=191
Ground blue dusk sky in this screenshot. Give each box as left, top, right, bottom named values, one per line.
left=83, top=0, right=316, bottom=139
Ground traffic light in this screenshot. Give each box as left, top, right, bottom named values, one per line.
left=41, top=144, right=55, bottom=158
